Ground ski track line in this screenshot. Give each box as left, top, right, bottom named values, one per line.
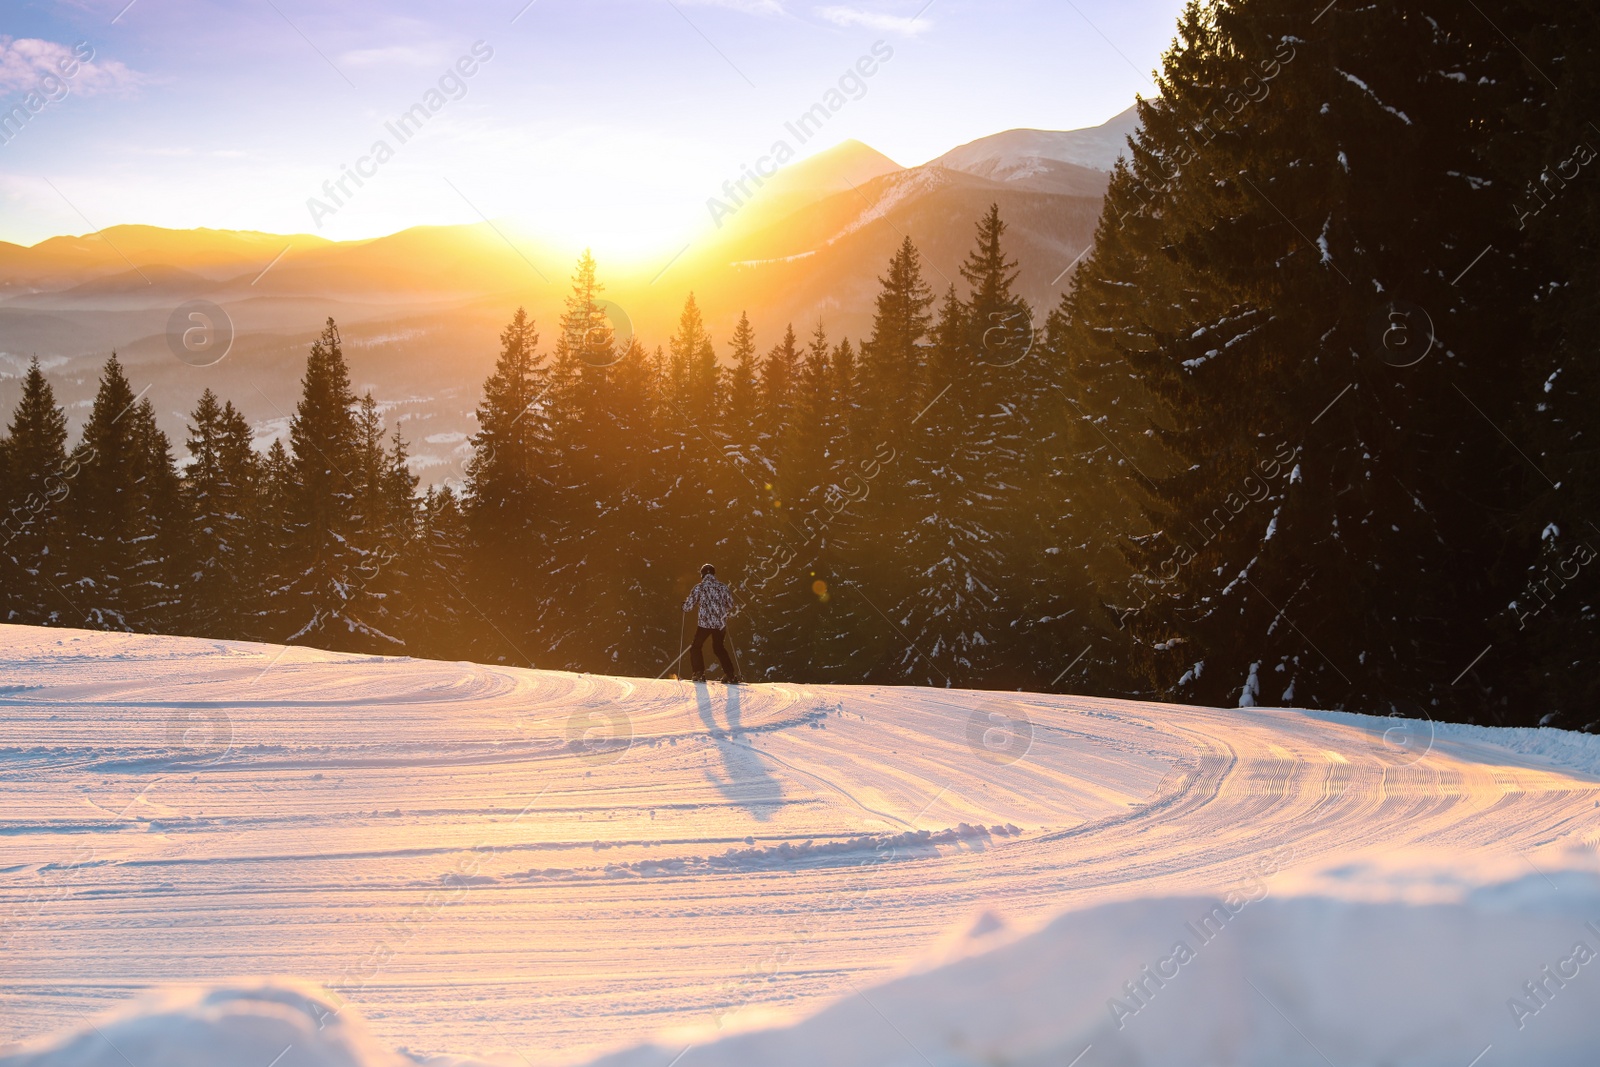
left=715, top=734, right=919, bottom=833
left=0, top=625, right=1597, bottom=1065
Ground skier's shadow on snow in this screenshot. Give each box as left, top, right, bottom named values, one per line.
left=693, top=684, right=782, bottom=822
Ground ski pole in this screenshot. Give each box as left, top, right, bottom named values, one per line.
left=725, top=590, right=744, bottom=681
left=728, top=619, right=744, bottom=680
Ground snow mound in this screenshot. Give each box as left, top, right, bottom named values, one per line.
left=0, top=980, right=419, bottom=1067
left=585, top=861, right=1600, bottom=1067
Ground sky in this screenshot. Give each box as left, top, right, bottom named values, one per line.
left=0, top=0, right=1187, bottom=264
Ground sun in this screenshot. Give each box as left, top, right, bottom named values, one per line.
left=500, top=189, right=703, bottom=274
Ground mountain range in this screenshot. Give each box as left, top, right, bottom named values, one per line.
left=0, top=106, right=1138, bottom=483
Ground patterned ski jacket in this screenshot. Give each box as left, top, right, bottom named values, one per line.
left=683, top=576, right=735, bottom=629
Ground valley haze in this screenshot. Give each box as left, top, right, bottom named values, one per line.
left=0, top=108, right=1134, bottom=485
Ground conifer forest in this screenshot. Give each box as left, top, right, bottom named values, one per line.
left=2, top=2, right=1596, bottom=731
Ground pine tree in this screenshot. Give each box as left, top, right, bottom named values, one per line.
left=785, top=324, right=835, bottom=503
left=758, top=324, right=801, bottom=458
left=182, top=389, right=262, bottom=638
left=252, top=438, right=294, bottom=640
left=129, top=396, right=185, bottom=631
left=725, top=312, right=761, bottom=434
left=541, top=255, right=643, bottom=669
left=962, top=205, right=1041, bottom=686
left=831, top=337, right=859, bottom=445
left=549, top=251, right=611, bottom=500
left=280, top=319, right=377, bottom=649
left=668, top=293, right=719, bottom=422
left=0, top=358, right=70, bottom=625
left=346, top=393, right=415, bottom=648
left=401, top=485, right=472, bottom=659
left=601, top=335, right=677, bottom=672
left=61, top=354, right=182, bottom=632
left=961, top=205, right=1029, bottom=371
left=876, top=209, right=1032, bottom=687
left=860, top=237, right=935, bottom=442
left=465, top=308, right=551, bottom=665
left=879, top=286, right=977, bottom=685
left=661, top=293, right=733, bottom=595
left=1022, top=300, right=1141, bottom=695
left=844, top=243, right=937, bottom=679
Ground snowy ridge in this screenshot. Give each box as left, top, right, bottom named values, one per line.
left=1295, top=706, right=1600, bottom=779
left=933, top=105, right=1140, bottom=177
left=830, top=166, right=958, bottom=244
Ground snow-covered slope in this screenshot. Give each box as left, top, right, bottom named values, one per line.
left=2, top=626, right=1597, bottom=1066
left=934, top=105, right=1141, bottom=179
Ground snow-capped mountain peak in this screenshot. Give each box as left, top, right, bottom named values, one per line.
left=933, top=104, right=1140, bottom=180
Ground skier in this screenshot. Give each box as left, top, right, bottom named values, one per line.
left=682, top=564, right=742, bottom=684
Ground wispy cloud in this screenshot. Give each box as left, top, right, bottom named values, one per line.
left=339, top=45, right=447, bottom=69
left=0, top=37, right=142, bottom=95
left=816, top=5, right=932, bottom=35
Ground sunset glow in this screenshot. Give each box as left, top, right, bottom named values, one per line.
left=1, top=0, right=1183, bottom=253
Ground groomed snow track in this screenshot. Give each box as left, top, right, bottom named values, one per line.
left=1, top=626, right=1596, bottom=1064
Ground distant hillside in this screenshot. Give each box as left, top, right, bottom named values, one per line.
left=0, top=227, right=335, bottom=296
left=669, top=162, right=1104, bottom=345
left=0, top=108, right=1137, bottom=485
left=715, top=138, right=906, bottom=231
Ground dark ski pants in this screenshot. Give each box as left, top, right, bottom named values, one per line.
left=689, top=626, right=737, bottom=677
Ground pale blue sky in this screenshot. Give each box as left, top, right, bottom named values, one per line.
left=1, top=0, right=1186, bottom=259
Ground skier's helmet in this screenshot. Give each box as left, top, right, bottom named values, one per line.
left=701, top=563, right=716, bottom=577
